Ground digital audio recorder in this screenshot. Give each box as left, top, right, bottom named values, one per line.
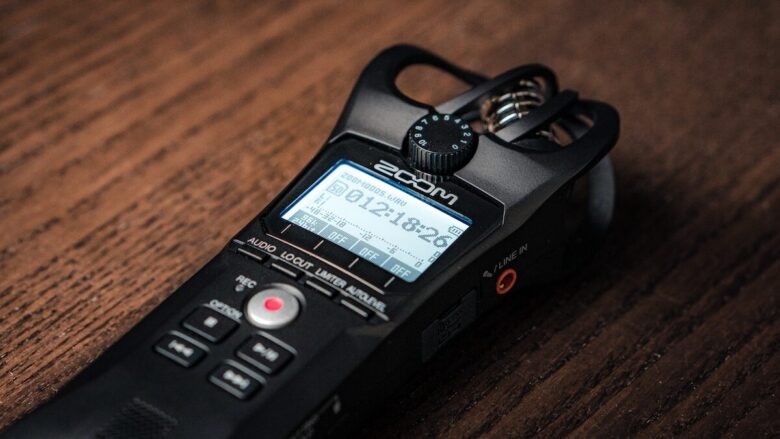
left=5, top=45, right=619, bottom=438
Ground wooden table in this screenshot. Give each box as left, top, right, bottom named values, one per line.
left=1, top=1, right=778, bottom=437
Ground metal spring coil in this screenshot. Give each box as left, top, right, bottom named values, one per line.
left=481, top=78, right=558, bottom=143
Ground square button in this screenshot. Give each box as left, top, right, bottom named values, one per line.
left=154, top=333, right=206, bottom=368
left=304, top=279, right=337, bottom=298
left=209, top=363, right=262, bottom=400
left=270, top=261, right=303, bottom=280
left=182, top=307, right=237, bottom=343
left=236, top=335, right=294, bottom=375
left=237, top=246, right=268, bottom=264
left=338, top=297, right=371, bottom=319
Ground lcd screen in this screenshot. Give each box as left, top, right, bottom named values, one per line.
left=280, top=161, right=470, bottom=282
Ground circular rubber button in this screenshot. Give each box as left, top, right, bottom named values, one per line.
left=246, top=287, right=300, bottom=329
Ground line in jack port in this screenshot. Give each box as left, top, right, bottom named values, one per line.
left=496, top=268, right=517, bottom=295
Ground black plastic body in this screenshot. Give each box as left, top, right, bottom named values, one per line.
left=4, top=45, right=619, bottom=439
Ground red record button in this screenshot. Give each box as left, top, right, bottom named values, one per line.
left=263, top=297, right=284, bottom=311
left=246, top=286, right=300, bottom=329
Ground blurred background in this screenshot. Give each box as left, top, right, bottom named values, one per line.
left=0, top=1, right=777, bottom=437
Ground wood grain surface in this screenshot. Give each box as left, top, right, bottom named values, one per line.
left=1, top=0, right=778, bottom=437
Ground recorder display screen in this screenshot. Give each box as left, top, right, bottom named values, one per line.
left=281, top=161, right=470, bottom=282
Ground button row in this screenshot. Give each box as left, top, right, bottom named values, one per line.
left=207, top=332, right=294, bottom=399
left=279, top=225, right=396, bottom=288
left=154, top=304, right=296, bottom=400
left=154, top=307, right=238, bottom=370
left=235, top=239, right=380, bottom=321
left=205, top=333, right=294, bottom=400
left=208, top=332, right=296, bottom=399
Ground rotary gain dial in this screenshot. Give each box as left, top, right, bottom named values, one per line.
left=407, top=113, right=476, bottom=175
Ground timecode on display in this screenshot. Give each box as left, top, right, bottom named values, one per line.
left=281, top=161, right=470, bottom=282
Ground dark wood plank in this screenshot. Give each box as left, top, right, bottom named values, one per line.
left=0, top=0, right=777, bottom=437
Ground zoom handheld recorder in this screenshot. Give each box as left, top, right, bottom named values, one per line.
left=6, top=45, right=619, bottom=438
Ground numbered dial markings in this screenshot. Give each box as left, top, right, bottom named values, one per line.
left=407, top=113, right=476, bottom=175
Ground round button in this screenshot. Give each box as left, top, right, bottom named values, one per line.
left=407, top=113, right=476, bottom=175
left=246, top=286, right=300, bottom=329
